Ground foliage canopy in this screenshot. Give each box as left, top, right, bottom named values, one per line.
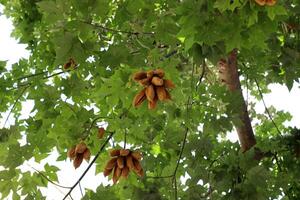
left=0, top=0, right=300, bottom=199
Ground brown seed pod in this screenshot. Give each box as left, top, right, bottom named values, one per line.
left=105, top=157, right=118, bottom=170
left=67, top=146, right=76, bottom=160
left=112, top=166, right=122, bottom=184
left=73, top=154, right=84, bottom=169
left=120, top=149, right=130, bottom=157
left=110, top=149, right=120, bottom=157
left=131, top=151, right=142, bottom=161
left=254, top=0, right=265, bottom=6
left=133, top=88, right=146, bottom=107
left=153, top=69, right=165, bottom=78
left=148, top=96, right=158, bottom=110
left=139, top=77, right=151, bottom=86
left=98, top=127, right=105, bottom=139
left=133, top=159, right=142, bottom=172
left=83, top=148, right=91, bottom=162
left=121, top=166, right=129, bottom=178
left=133, top=71, right=147, bottom=81
left=164, top=79, right=175, bottom=89
left=103, top=168, right=113, bottom=177
left=156, top=86, right=167, bottom=101
left=136, top=168, right=144, bottom=177
left=75, top=142, right=87, bottom=154
left=265, top=0, right=276, bottom=6
left=63, top=58, right=76, bottom=70
left=117, top=157, right=125, bottom=169
left=126, top=155, right=135, bottom=169
left=151, top=77, right=164, bottom=86
left=145, top=84, right=155, bottom=102
left=146, top=70, right=154, bottom=78
left=63, top=62, right=71, bottom=70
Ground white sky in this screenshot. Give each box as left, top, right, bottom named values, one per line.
left=0, top=4, right=300, bottom=200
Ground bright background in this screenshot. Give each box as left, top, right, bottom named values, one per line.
left=0, top=4, right=299, bottom=200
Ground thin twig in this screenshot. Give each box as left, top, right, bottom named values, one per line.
left=9, top=68, right=76, bottom=91
left=254, top=79, right=283, bottom=137
left=174, top=176, right=178, bottom=200
left=246, top=74, right=249, bottom=109
left=273, top=152, right=283, bottom=172
left=17, top=70, right=48, bottom=81
left=3, top=85, right=29, bottom=128
left=172, top=64, right=196, bottom=199
left=124, top=129, right=127, bottom=149
left=79, top=182, right=84, bottom=197
left=27, top=165, right=72, bottom=189
left=196, top=60, right=206, bottom=92
left=81, top=20, right=154, bottom=36
left=146, top=175, right=173, bottom=179
left=68, top=194, right=74, bottom=200
left=81, top=116, right=112, bottom=140
left=62, top=131, right=115, bottom=200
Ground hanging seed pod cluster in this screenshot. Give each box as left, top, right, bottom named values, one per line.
left=67, top=142, right=91, bottom=169
left=103, top=149, right=143, bottom=184
left=132, top=69, right=175, bottom=109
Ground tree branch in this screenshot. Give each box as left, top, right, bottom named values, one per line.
left=218, top=50, right=256, bottom=152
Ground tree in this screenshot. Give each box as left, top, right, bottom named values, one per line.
left=0, top=0, right=300, bottom=199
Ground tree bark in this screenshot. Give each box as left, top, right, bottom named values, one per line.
left=218, top=49, right=256, bottom=152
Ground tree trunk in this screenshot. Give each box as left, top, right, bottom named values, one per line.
left=218, top=49, right=256, bottom=152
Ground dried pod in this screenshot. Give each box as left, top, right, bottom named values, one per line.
left=148, top=96, right=158, bottom=110
left=136, top=168, right=144, bottom=177
left=126, top=155, right=135, bottom=169
left=133, top=159, right=142, bottom=172
left=120, top=149, right=130, bottom=157
left=133, top=71, right=147, bottom=81
left=139, top=77, right=151, bottom=86
left=63, top=62, right=71, bottom=70
left=121, top=166, right=129, bottom=178
left=117, top=157, right=125, bottom=169
left=112, top=166, right=122, bottom=184
left=133, top=88, right=146, bottom=107
left=146, top=70, right=154, bottom=78
left=75, top=142, right=87, bottom=154
left=98, top=127, right=105, bottom=139
left=103, top=168, right=113, bottom=177
left=110, top=149, right=120, bottom=157
left=105, top=157, right=118, bottom=170
left=153, top=69, right=165, bottom=78
left=265, top=0, right=276, bottom=6
left=156, top=86, right=167, bottom=101
left=131, top=151, right=142, bottom=161
left=145, top=84, right=155, bottom=102
left=73, top=154, right=84, bottom=169
left=63, top=58, right=76, bottom=69
left=83, top=148, right=91, bottom=162
left=67, top=146, right=76, bottom=160
left=151, top=77, right=164, bottom=86
left=254, top=0, right=265, bottom=6
left=164, top=79, right=175, bottom=89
